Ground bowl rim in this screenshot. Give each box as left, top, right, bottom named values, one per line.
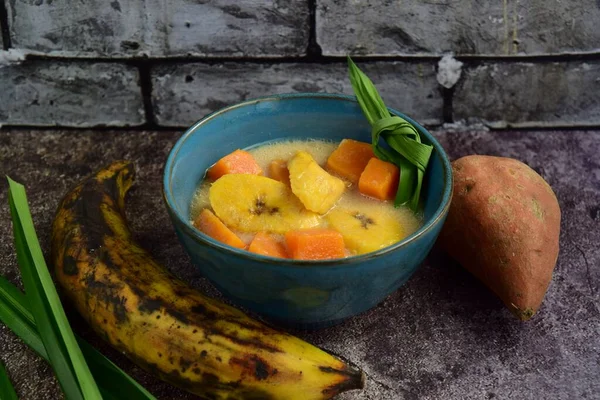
left=163, top=92, right=453, bottom=267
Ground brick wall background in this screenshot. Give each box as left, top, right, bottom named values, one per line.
left=1, top=0, right=599, bottom=129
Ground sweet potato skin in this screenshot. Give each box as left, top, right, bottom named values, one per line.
left=438, top=155, right=561, bottom=320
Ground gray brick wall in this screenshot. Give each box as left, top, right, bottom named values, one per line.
left=6, top=0, right=309, bottom=58
left=0, top=62, right=144, bottom=127
left=454, top=62, right=600, bottom=128
left=1, top=0, right=599, bottom=129
left=151, top=61, right=442, bottom=127
left=316, top=0, right=600, bottom=56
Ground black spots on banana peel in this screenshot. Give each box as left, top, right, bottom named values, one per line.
left=83, top=272, right=129, bottom=324
left=192, top=367, right=201, bottom=375
left=111, top=297, right=128, bottom=323
left=62, top=254, right=79, bottom=276
left=173, top=288, right=188, bottom=298
left=207, top=328, right=281, bottom=353
left=138, top=298, right=162, bottom=314
left=202, top=372, right=220, bottom=385
left=131, top=287, right=187, bottom=321
left=189, top=303, right=226, bottom=322
left=230, top=355, right=277, bottom=381
left=216, top=356, right=222, bottom=362
left=226, top=318, right=272, bottom=336
left=190, top=303, right=209, bottom=315
left=100, top=165, right=134, bottom=202
left=166, top=308, right=190, bottom=325
left=160, top=368, right=198, bottom=391
left=254, top=358, right=271, bottom=380
left=70, top=184, right=115, bottom=250
left=179, top=357, right=193, bottom=373
left=200, top=350, right=207, bottom=358
left=110, top=297, right=127, bottom=323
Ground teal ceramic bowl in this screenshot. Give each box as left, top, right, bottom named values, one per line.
left=163, top=93, right=452, bottom=330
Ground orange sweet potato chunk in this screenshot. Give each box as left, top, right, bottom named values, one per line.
left=248, top=232, right=288, bottom=258
left=206, top=149, right=263, bottom=180
left=358, top=157, right=400, bottom=201
left=194, top=209, right=246, bottom=249
left=285, top=229, right=346, bottom=260
left=268, top=159, right=290, bottom=185
left=326, top=139, right=375, bottom=183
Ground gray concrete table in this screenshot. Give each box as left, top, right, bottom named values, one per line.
left=0, top=128, right=598, bottom=400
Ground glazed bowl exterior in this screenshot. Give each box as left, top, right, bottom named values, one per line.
left=163, top=93, right=453, bottom=329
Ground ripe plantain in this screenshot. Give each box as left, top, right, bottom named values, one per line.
left=288, top=151, right=346, bottom=214
left=326, top=198, right=406, bottom=255
left=51, top=161, right=364, bottom=400
left=209, top=174, right=321, bottom=234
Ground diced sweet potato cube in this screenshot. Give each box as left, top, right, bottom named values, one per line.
left=206, top=149, right=262, bottom=180
left=248, top=232, right=288, bottom=258
left=194, top=209, right=246, bottom=249
left=268, top=159, right=290, bottom=185
left=358, top=157, right=400, bottom=201
left=326, top=139, right=375, bottom=183
left=285, top=229, right=346, bottom=260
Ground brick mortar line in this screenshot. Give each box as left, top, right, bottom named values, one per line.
left=307, top=0, right=323, bottom=57
left=133, top=62, right=156, bottom=126
left=19, top=52, right=600, bottom=65
left=442, top=87, right=454, bottom=124
left=0, top=0, right=11, bottom=50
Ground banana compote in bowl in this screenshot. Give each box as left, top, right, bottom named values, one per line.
left=163, top=93, right=453, bottom=330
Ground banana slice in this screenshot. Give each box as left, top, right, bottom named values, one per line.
left=288, top=151, right=346, bottom=214
left=209, top=174, right=321, bottom=233
left=326, top=199, right=405, bottom=255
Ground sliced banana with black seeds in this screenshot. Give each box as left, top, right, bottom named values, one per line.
left=326, top=200, right=405, bottom=255
left=210, top=174, right=321, bottom=233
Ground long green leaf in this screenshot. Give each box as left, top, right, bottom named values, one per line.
left=0, top=276, right=156, bottom=400
left=0, top=359, right=18, bottom=400
left=0, top=277, right=46, bottom=358
left=347, top=56, right=433, bottom=211
left=7, top=177, right=102, bottom=400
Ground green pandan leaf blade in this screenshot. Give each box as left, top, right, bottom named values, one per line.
left=348, top=56, right=389, bottom=125
left=8, top=177, right=101, bottom=400
left=348, top=57, right=433, bottom=211
left=0, top=359, right=18, bottom=400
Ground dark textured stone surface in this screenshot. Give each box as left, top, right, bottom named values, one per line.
left=0, top=128, right=598, bottom=399
left=151, top=61, right=442, bottom=127
left=0, top=61, right=144, bottom=127
left=5, top=0, right=309, bottom=57
left=454, top=62, right=600, bottom=128
left=316, top=0, right=600, bottom=56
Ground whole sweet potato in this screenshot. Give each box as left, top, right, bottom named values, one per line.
left=438, top=155, right=561, bottom=320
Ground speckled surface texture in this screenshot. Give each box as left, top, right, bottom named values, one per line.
left=0, top=128, right=598, bottom=399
